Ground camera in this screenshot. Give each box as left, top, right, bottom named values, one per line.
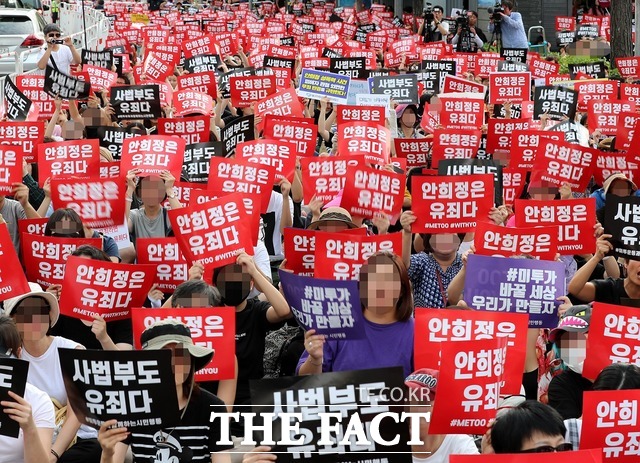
left=487, top=3, right=504, bottom=22
left=455, top=9, right=469, bottom=28
left=423, top=2, right=434, bottom=23
left=52, top=39, right=64, bottom=44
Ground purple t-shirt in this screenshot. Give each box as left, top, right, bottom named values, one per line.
left=297, top=317, right=414, bottom=377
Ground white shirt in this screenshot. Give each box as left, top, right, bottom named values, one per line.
left=38, top=45, right=74, bottom=74
left=412, top=434, right=479, bottom=463
left=0, top=383, right=55, bottom=463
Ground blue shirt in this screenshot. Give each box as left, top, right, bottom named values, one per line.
left=489, top=12, right=529, bottom=49
left=408, top=253, right=463, bottom=309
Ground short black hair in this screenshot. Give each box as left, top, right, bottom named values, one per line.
left=468, top=10, right=479, bottom=18
left=491, top=401, right=566, bottom=453
left=501, top=0, right=515, bottom=9
left=171, top=280, right=221, bottom=307
left=71, top=245, right=112, bottom=262
left=593, top=364, right=640, bottom=391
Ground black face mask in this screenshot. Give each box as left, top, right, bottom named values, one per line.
left=219, top=280, right=252, bottom=307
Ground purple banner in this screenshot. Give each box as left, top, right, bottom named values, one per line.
left=278, top=269, right=365, bottom=340
left=463, top=254, right=566, bottom=328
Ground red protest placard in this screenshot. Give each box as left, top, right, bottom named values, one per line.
left=575, top=80, right=620, bottom=112
left=17, top=217, right=48, bottom=237
left=83, top=65, right=118, bottom=90
left=451, top=450, right=602, bottom=463
left=594, top=152, right=639, bottom=186
left=475, top=54, right=500, bottom=78
left=182, top=35, right=217, bottom=58
left=177, top=71, right=218, bottom=99
left=314, top=231, right=403, bottom=280
left=621, top=83, right=640, bottom=105
left=583, top=302, right=640, bottom=380
left=37, top=139, right=101, bottom=181
left=263, top=115, right=318, bottom=158
left=337, top=122, right=391, bottom=166
left=208, top=157, right=276, bottom=214
left=157, top=115, right=210, bottom=145
left=50, top=177, right=126, bottom=229
left=136, top=238, right=188, bottom=293
left=21, top=234, right=101, bottom=288
left=236, top=139, right=296, bottom=183
left=168, top=192, right=253, bottom=268
left=474, top=221, right=558, bottom=260
left=394, top=139, right=432, bottom=169
left=485, top=119, right=530, bottom=155
left=529, top=56, right=561, bottom=80
left=581, top=389, right=640, bottom=462
left=442, top=74, right=486, bottom=95
left=300, top=157, right=360, bottom=204
left=431, top=129, right=482, bottom=168
left=616, top=57, right=640, bottom=79
left=340, top=164, right=404, bottom=220
left=430, top=338, right=506, bottom=434
left=120, top=135, right=186, bottom=179
left=488, top=72, right=531, bottom=104
left=502, top=168, right=527, bottom=206
left=410, top=174, right=494, bottom=234
left=515, top=198, right=596, bottom=255
left=173, top=90, right=215, bottom=117
left=617, top=113, right=640, bottom=152
left=556, top=16, right=576, bottom=31
left=0, top=224, right=30, bottom=301
left=414, top=308, right=527, bottom=394
left=230, top=75, right=277, bottom=108
left=131, top=307, right=236, bottom=381
left=531, top=139, right=597, bottom=191
left=143, top=49, right=179, bottom=81
left=510, top=129, right=562, bottom=170
left=283, top=227, right=367, bottom=277
left=0, top=121, right=44, bottom=163
left=588, top=100, right=637, bottom=135
left=336, top=105, right=386, bottom=125
left=438, top=96, right=484, bottom=130
left=255, top=88, right=304, bottom=132
left=59, top=255, right=156, bottom=321
left=15, top=75, right=55, bottom=120
left=0, top=145, right=23, bottom=194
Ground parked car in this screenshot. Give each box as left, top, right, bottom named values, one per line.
left=0, top=7, right=46, bottom=75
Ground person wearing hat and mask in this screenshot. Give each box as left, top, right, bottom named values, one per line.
left=0, top=313, right=55, bottom=463
left=306, top=206, right=359, bottom=232
left=405, top=369, right=479, bottom=462
left=97, top=319, right=233, bottom=463
left=4, top=282, right=102, bottom=463
left=590, top=172, right=640, bottom=213
left=37, top=24, right=81, bottom=75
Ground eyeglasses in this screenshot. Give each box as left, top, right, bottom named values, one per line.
left=47, top=33, right=61, bottom=38
left=520, top=443, right=573, bottom=453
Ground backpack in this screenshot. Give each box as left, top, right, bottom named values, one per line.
left=263, top=324, right=306, bottom=378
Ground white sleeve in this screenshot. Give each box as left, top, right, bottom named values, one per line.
left=25, top=384, right=55, bottom=429
left=253, top=241, right=272, bottom=283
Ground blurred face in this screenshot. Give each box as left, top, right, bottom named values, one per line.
left=50, top=218, right=83, bottom=237
left=164, top=342, right=192, bottom=385
left=316, top=220, right=350, bottom=233
left=216, top=264, right=253, bottom=306
left=528, top=183, right=558, bottom=201
left=609, top=179, right=633, bottom=197
left=174, top=293, right=213, bottom=308
left=359, top=256, right=401, bottom=312
left=429, top=234, right=461, bottom=256
left=13, top=297, right=50, bottom=341
left=401, top=109, right=416, bottom=128
left=139, top=176, right=165, bottom=205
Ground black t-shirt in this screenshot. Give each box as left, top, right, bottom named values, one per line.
left=50, top=314, right=133, bottom=349
left=129, top=389, right=232, bottom=463
left=234, top=298, right=282, bottom=405
left=547, top=369, right=593, bottom=420
left=592, top=278, right=628, bottom=305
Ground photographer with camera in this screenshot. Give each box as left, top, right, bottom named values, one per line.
left=488, top=1, right=529, bottom=49
left=36, top=24, right=81, bottom=75
left=451, top=10, right=486, bottom=52
left=418, top=4, right=449, bottom=43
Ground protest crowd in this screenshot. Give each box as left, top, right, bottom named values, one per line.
left=1, top=0, right=640, bottom=462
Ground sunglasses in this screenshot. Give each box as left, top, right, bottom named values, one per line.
left=520, top=443, right=573, bottom=453
left=48, top=33, right=61, bottom=38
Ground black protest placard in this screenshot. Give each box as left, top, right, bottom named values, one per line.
left=438, top=159, right=503, bottom=206
left=533, top=86, right=578, bottom=121
left=58, top=348, right=180, bottom=431
left=221, top=114, right=254, bottom=157
left=493, top=103, right=523, bottom=119
left=368, top=69, right=393, bottom=78
left=500, top=48, right=527, bottom=64
left=330, top=57, right=367, bottom=79
left=81, top=49, right=113, bottom=69
left=557, top=31, right=577, bottom=46
left=184, top=142, right=226, bottom=183
left=321, top=47, right=342, bottom=59
left=263, top=56, right=296, bottom=72
left=280, top=36, right=295, bottom=47
left=576, top=23, right=600, bottom=40
left=604, top=195, right=640, bottom=260
left=249, top=367, right=411, bottom=463
left=497, top=61, right=529, bottom=72
left=3, top=77, right=31, bottom=121
left=0, top=357, right=28, bottom=438
left=110, top=84, right=162, bottom=120
left=411, top=70, right=441, bottom=95
left=184, top=54, right=221, bottom=74
left=218, top=67, right=255, bottom=100
left=44, top=65, right=91, bottom=100
left=548, top=120, right=581, bottom=144
left=370, top=74, right=418, bottom=104
left=421, top=60, right=456, bottom=76
left=86, top=126, right=140, bottom=160
left=568, top=62, right=606, bottom=79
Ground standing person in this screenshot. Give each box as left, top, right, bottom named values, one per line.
left=51, top=0, right=60, bottom=23
left=488, top=1, right=529, bottom=49
left=0, top=314, right=55, bottom=463
left=418, top=5, right=449, bottom=42
left=37, top=24, right=81, bottom=75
